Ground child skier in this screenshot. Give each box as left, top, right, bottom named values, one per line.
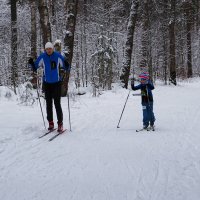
left=131, top=72, right=155, bottom=130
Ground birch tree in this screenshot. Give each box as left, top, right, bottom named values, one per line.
left=30, top=0, right=37, bottom=59
left=38, top=0, right=52, bottom=48
left=183, top=0, right=193, bottom=78
left=10, top=0, right=18, bottom=93
left=120, top=0, right=139, bottom=89
left=63, top=0, right=79, bottom=96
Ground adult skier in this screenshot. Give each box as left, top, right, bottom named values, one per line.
left=28, top=42, right=70, bottom=132
left=131, top=72, right=155, bottom=130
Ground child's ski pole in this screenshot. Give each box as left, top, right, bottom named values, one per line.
left=117, top=90, right=131, bottom=128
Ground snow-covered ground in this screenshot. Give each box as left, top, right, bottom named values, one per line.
left=0, top=79, right=200, bottom=200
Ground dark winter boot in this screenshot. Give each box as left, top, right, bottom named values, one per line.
left=150, top=124, right=155, bottom=131
left=143, top=124, right=149, bottom=130
left=48, top=121, right=54, bottom=130
left=150, top=121, right=155, bottom=128
left=57, top=122, right=63, bottom=132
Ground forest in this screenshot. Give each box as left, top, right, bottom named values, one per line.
left=0, top=0, right=200, bottom=96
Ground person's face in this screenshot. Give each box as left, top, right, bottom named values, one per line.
left=46, top=48, right=54, bottom=55
left=54, top=44, right=61, bottom=52
left=141, top=78, right=147, bottom=84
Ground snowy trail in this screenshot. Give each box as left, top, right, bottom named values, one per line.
left=0, top=80, right=200, bottom=200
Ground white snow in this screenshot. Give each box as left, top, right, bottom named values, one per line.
left=0, top=79, right=200, bottom=200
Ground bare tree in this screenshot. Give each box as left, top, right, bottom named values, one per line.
left=29, top=0, right=37, bottom=87
left=183, top=0, right=193, bottom=78
left=120, top=0, right=139, bottom=89
left=30, top=0, right=37, bottom=59
left=82, top=0, right=88, bottom=87
left=63, top=0, right=79, bottom=96
left=162, top=2, right=169, bottom=85
left=169, top=0, right=177, bottom=85
left=139, top=0, right=153, bottom=78
left=38, top=0, right=52, bottom=48
left=10, top=0, right=18, bottom=93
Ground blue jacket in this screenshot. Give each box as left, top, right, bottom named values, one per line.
left=33, top=52, right=70, bottom=83
left=131, top=81, right=154, bottom=103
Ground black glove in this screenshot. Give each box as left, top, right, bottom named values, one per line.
left=28, top=58, right=34, bottom=65
left=131, top=79, right=134, bottom=86
left=64, top=58, right=71, bottom=72
left=28, top=57, right=37, bottom=72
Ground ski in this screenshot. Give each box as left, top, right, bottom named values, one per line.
left=136, top=128, right=147, bottom=132
left=136, top=127, right=155, bottom=132
left=39, top=128, right=56, bottom=138
left=49, top=129, right=67, bottom=141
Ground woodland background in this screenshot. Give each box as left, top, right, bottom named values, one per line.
left=0, top=0, right=200, bottom=95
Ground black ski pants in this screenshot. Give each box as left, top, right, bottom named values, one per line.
left=44, top=82, right=63, bottom=124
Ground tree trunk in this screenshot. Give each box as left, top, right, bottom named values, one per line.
left=38, top=0, right=52, bottom=48
left=139, top=0, right=153, bottom=78
left=80, top=25, right=85, bottom=87
left=120, top=0, right=139, bottom=89
left=10, top=0, right=18, bottom=94
left=169, top=0, right=177, bottom=85
left=184, top=1, right=193, bottom=78
left=186, top=18, right=193, bottom=78
left=30, top=0, right=37, bottom=59
left=63, top=0, right=79, bottom=96
left=140, top=0, right=149, bottom=69
left=163, top=40, right=168, bottom=84
left=75, top=35, right=80, bottom=89
left=30, top=0, right=37, bottom=88
left=83, top=0, right=88, bottom=87
left=48, top=0, right=55, bottom=18
left=160, top=2, right=169, bottom=85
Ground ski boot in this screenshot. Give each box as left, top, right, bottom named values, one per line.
left=48, top=121, right=54, bottom=130
left=149, top=121, right=155, bottom=130
left=57, top=122, right=63, bottom=132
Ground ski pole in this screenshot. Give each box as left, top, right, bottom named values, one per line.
left=117, top=90, right=131, bottom=128
left=67, top=93, right=72, bottom=131
left=36, top=78, right=46, bottom=130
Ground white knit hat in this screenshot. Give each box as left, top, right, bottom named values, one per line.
left=45, top=42, right=54, bottom=49
left=54, top=39, right=62, bottom=46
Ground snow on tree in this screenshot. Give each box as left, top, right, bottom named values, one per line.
left=120, top=0, right=139, bottom=89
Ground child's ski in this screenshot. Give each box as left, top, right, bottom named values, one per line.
left=136, top=128, right=145, bottom=132
left=136, top=126, right=155, bottom=132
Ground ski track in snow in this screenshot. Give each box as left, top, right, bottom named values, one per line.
left=0, top=80, right=200, bottom=200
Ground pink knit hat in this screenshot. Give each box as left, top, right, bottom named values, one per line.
left=139, top=72, right=149, bottom=80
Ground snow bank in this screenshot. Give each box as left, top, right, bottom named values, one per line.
left=0, top=78, right=200, bottom=200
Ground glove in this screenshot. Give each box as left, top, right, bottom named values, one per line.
left=28, top=58, right=34, bottom=65
left=131, top=79, right=134, bottom=86
left=28, top=57, right=37, bottom=72
left=64, top=58, right=71, bottom=72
